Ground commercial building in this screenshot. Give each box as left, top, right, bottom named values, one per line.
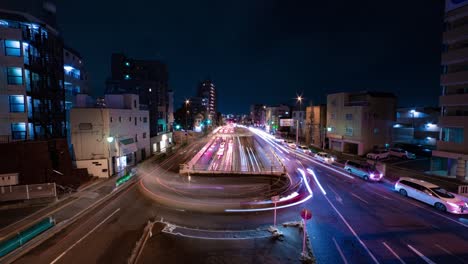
left=265, top=104, right=290, bottom=134
left=71, top=94, right=150, bottom=177
left=326, top=91, right=396, bottom=155
left=305, top=105, right=327, bottom=148
left=432, top=0, right=468, bottom=180
left=392, top=107, right=440, bottom=147
left=0, top=5, right=66, bottom=142
left=291, top=108, right=306, bottom=144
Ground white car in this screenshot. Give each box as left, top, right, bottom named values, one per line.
left=297, top=145, right=311, bottom=154
left=285, top=140, right=296, bottom=149
left=314, top=152, right=335, bottom=164
left=389, top=148, right=416, bottom=159
left=366, top=149, right=389, bottom=160
left=395, top=177, right=468, bottom=214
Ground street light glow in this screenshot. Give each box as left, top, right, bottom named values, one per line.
left=107, top=136, right=114, bottom=143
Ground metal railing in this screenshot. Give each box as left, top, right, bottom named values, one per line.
left=0, top=183, right=57, bottom=202
left=458, top=185, right=468, bottom=197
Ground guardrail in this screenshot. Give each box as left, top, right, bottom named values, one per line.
left=0, top=217, right=54, bottom=257
left=0, top=183, right=57, bottom=202
left=458, top=185, right=468, bottom=197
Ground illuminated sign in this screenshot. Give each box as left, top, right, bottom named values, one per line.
left=280, top=119, right=294, bottom=127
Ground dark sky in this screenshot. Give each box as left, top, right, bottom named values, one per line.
left=56, top=0, right=444, bottom=114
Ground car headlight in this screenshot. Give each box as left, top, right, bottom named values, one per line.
left=380, top=173, right=383, bottom=177
left=370, top=173, right=375, bottom=177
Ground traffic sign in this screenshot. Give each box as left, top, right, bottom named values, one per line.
left=300, top=209, right=312, bottom=220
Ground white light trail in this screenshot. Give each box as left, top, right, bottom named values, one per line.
left=307, top=168, right=327, bottom=195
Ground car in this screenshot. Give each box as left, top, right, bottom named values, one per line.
left=297, top=145, right=311, bottom=154
left=389, top=148, right=416, bottom=159
left=395, top=177, right=468, bottom=214
left=344, top=160, right=383, bottom=181
left=314, top=152, right=335, bottom=164
left=285, top=140, right=297, bottom=149
left=366, top=149, right=389, bottom=160
left=393, top=143, right=432, bottom=157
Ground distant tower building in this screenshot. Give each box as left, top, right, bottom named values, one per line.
left=432, top=0, right=468, bottom=180
left=197, top=80, right=216, bottom=123
left=106, top=53, right=169, bottom=137
left=167, top=89, right=174, bottom=131
left=250, top=104, right=266, bottom=127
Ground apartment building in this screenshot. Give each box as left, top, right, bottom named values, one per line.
left=433, top=0, right=468, bottom=180
left=71, top=94, right=150, bottom=177
left=326, top=92, right=396, bottom=155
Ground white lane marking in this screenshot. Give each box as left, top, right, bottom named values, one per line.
left=50, top=208, right=121, bottom=264
left=323, top=195, right=380, bottom=264
left=366, top=189, right=394, bottom=201
left=327, top=184, right=343, bottom=204
left=390, top=192, right=468, bottom=229
left=332, top=237, right=349, bottom=264
left=407, top=244, right=436, bottom=264
left=382, top=242, right=406, bottom=264
left=434, top=244, right=465, bottom=263
left=351, top=192, right=369, bottom=204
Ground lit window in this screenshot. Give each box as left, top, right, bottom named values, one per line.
left=5, top=40, right=21, bottom=56
left=9, top=95, right=25, bottom=112
left=345, top=127, right=353, bottom=136
left=7, top=67, right=23, bottom=85
left=442, top=127, right=464, bottom=143
left=11, top=122, right=26, bottom=140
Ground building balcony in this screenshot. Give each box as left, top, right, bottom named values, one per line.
left=442, top=47, right=468, bottom=65
left=443, top=24, right=468, bottom=44
left=438, top=115, right=468, bottom=127
left=436, top=140, right=468, bottom=155
left=440, top=93, right=468, bottom=106
left=440, top=70, right=468, bottom=86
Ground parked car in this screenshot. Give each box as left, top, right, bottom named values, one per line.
left=297, top=145, right=312, bottom=154
left=395, top=177, right=467, bottom=214
left=285, top=140, right=297, bottom=149
left=393, top=143, right=432, bottom=157
left=389, top=148, right=416, bottom=159
left=366, top=149, right=389, bottom=160
left=344, top=160, right=383, bottom=181
left=314, top=152, right=335, bottom=164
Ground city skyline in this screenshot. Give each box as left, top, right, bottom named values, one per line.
left=57, top=0, right=444, bottom=113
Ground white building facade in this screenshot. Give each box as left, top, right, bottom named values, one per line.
left=71, top=94, right=149, bottom=178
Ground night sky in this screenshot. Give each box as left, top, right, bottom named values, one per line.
left=57, top=0, right=444, bottom=114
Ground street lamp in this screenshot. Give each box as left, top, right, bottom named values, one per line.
left=185, top=99, right=190, bottom=130
left=296, top=95, right=303, bottom=146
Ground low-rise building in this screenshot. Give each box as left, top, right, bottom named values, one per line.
left=71, top=94, right=149, bottom=177
left=326, top=91, right=396, bottom=155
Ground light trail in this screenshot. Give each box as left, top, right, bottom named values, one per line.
left=306, top=168, right=327, bottom=195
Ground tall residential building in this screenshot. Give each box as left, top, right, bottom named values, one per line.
left=0, top=3, right=66, bottom=142
left=326, top=91, right=396, bottom=155
left=71, top=94, right=150, bottom=177
left=250, top=104, right=266, bottom=127
left=197, top=80, right=216, bottom=123
left=433, top=0, right=468, bottom=180
left=305, top=105, right=327, bottom=148
left=106, top=53, right=169, bottom=137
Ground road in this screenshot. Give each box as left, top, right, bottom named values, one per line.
left=11, top=126, right=468, bottom=264
left=257, top=128, right=468, bottom=264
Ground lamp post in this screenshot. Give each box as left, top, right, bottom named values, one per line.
left=107, top=136, right=114, bottom=177
left=296, top=95, right=303, bottom=146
